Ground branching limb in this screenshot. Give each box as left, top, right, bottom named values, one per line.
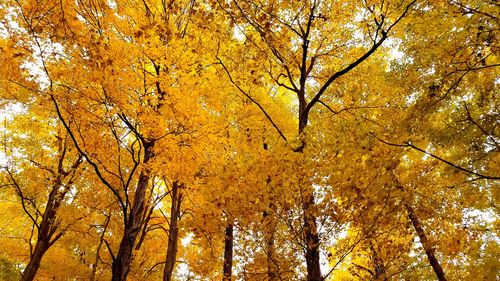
left=216, top=56, right=288, bottom=142
left=305, top=0, right=417, bottom=117
left=4, top=168, right=40, bottom=230
left=50, top=95, right=128, bottom=220
left=371, top=133, right=500, bottom=180
left=463, top=102, right=499, bottom=149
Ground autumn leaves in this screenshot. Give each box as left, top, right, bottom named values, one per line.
left=0, top=0, right=499, bottom=280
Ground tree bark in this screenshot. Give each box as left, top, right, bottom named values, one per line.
left=406, top=204, right=447, bottom=281
left=298, top=109, right=321, bottom=281
left=222, top=222, right=234, bottom=281
left=303, top=193, right=322, bottom=281
left=163, top=181, right=183, bottom=281
left=22, top=238, right=49, bottom=281
left=111, top=141, right=155, bottom=281
left=22, top=183, right=65, bottom=281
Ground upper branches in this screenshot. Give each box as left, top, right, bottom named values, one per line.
left=217, top=0, right=417, bottom=135
left=303, top=0, right=417, bottom=121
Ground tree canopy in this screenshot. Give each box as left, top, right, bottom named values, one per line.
left=0, top=0, right=498, bottom=280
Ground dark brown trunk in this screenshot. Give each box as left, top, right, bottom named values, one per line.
left=223, top=222, right=234, bottom=281
left=112, top=142, right=154, bottom=281
left=297, top=115, right=321, bottom=281
left=22, top=238, right=49, bottom=281
left=303, top=193, right=322, bottom=281
left=406, top=204, right=447, bottom=281
left=163, top=181, right=182, bottom=281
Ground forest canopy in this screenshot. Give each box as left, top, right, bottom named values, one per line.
left=0, top=0, right=498, bottom=280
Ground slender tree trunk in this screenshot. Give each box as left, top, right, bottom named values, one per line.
left=163, top=181, right=183, bottom=281
left=303, top=193, right=322, bottom=281
left=16, top=148, right=81, bottom=281
left=22, top=186, right=63, bottom=281
left=223, top=222, right=234, bottom=281
left=406, top=204, right=447, bottom=281
left=112, top=142, right=154, bottom=281
left=297, top=119, right=322, bottom=281
left=91, top=214, right=111, bottom=281
left=135, top=205, right=154, bottom=251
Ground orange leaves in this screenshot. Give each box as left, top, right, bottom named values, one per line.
left=0, top=0, right=498, bottom=280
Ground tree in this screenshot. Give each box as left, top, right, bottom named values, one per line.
left=215, top=0, right=418, bottom=279
left=0, top=102, right=86, bottom=280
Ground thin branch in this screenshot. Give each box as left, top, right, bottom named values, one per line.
left=463, top=102, right=499, bottom=148
left=216, top=56, right=288, bottom=142
left=4, top=168, right=40, bottom=230
left=50, top=95, right=128, bottom=220
left=104, top=238, right=116, bottom=262
left=371, top=133, right=500, bottom=180
left=449, top=0, right=498, bottom=19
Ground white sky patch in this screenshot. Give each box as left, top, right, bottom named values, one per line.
left=176, top=262, right=193, bottom=280
left=0, top=6, right=22, bottom=38
left=306, top=77, right=320, bottom=90
left=107, top=0, right=118, bottom=9
left=233, top=24, right=246, bottom=42
left=389, top=47, right=405, bottom=61
left=385, top=38, right=405, bottom=60
left=463, top=208, right=497, bottom=225
left=384, top=38, right=414, bottom=72
left=459, top=90, right=475, bottom=102
left=22, top=40, right=66, bottom=89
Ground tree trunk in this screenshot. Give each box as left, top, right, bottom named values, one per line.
left=303, top=193, right=322, bottom=281
left=223, top=222, right=234, bottom=281
left=297, top=118, right=322, bottom=281
left=111, top=142, right=154, bottom=281
left=22, top=185, right=63, bottom=281
left=22, top=239, right=49, bottom=281
left=406, top=204, right=447, bottom=281
left=266, top=226, right=279, bottom=281
left=90, top=214, right=111, bottom=281
left=163, top=181, right=183, bottom=281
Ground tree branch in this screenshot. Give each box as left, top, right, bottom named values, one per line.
left=216, top=56, right=288, bottom=142
left=371, top=133, right=500, bottom=180
left=305, top=0, right=416, bottom=117
left=50, top=94, right=128, bottom=220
